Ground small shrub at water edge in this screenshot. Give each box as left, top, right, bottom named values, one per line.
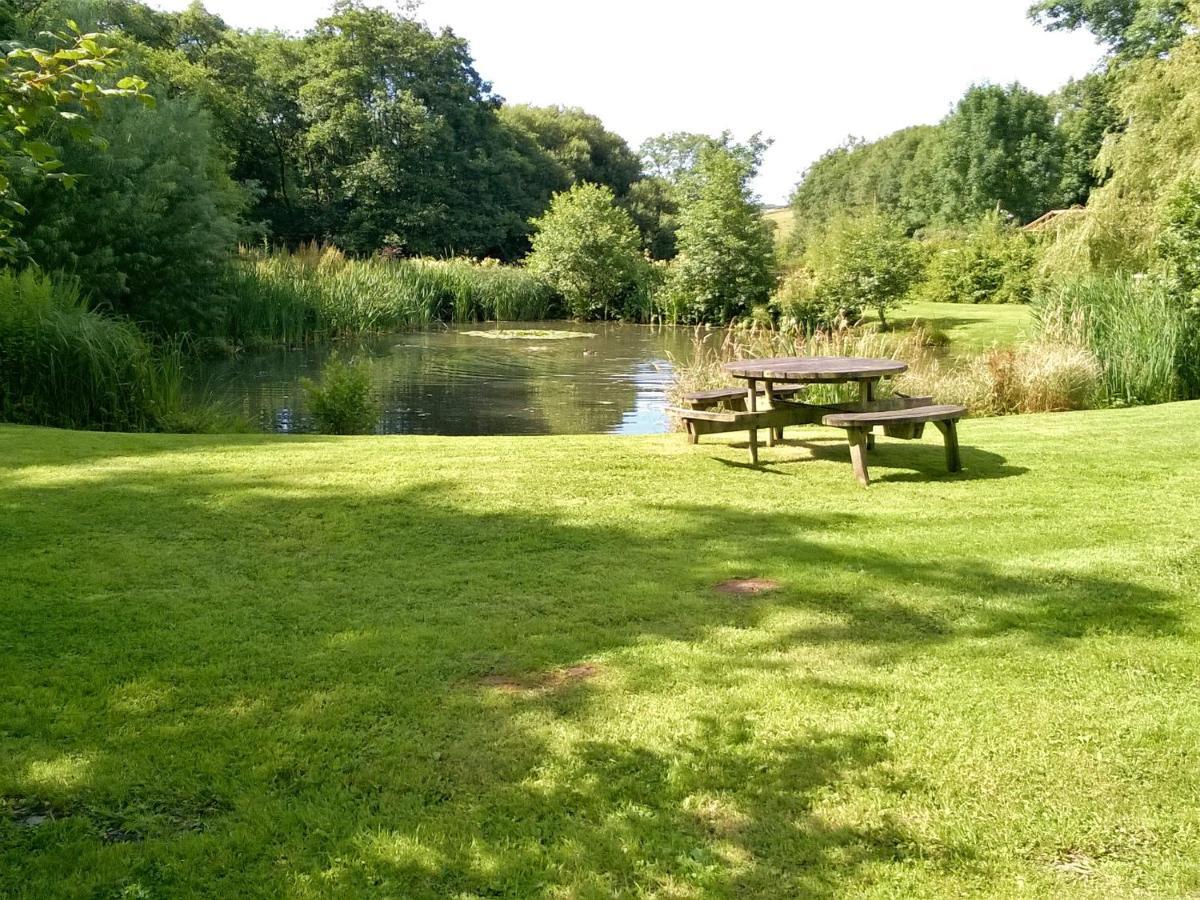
left=302, top=359, right=379, bottom=435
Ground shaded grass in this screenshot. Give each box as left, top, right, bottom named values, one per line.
left=2, top=403, right=1200, bottom=896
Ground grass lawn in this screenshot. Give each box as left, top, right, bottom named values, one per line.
left=879, top=300, right=1033, bottom=355
left=3, top=404, right=1200, bottom=897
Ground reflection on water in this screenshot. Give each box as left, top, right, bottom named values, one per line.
left=188, top=321, right=702, bottom=436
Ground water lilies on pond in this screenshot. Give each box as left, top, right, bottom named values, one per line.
left=459, top=329, right=596, bottom=340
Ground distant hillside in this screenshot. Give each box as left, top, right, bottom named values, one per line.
left=761, top=206, right=794, bottom=244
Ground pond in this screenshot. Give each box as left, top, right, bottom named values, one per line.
left=189, top=321, right=702, bottom=436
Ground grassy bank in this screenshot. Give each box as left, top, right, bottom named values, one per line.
left=3, top=405, right=1200, bottom=897
left=882, top=299, right=1031, bottom=355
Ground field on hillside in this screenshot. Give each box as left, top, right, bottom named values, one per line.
left=3, top=405, right=1200, bottom=898
left=763, top=206, right=795, bottom=244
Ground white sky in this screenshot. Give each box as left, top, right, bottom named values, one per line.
left=149, top=0, right=1105, bottom=204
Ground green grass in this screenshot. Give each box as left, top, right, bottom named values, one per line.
left=881, top=300, right=1032, bottom=355
left=3, top=404, right=1200, bottom=897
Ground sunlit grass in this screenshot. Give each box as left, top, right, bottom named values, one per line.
left=2, top=405, right=1200, bottom=897
left=880, top=299, right=1032, bottom=355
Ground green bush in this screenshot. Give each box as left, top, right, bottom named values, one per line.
left=769, top=268, right=854, bottom=333
left=525, top=183, right=649, bottom=319
left=301, top=359, right=378, bottom=435
left=918, top=214, right=1040, bottom=304
left=0, top=268, right=184, bottom=430
left=803, top=212, right=922, bottom=328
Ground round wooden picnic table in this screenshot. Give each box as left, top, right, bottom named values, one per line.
left=720, top=355, right=908, bottom=452
left=721, top=356, right=907, bottom=382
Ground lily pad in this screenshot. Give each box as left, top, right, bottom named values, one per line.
left=459, top=329, right=595, bottom=341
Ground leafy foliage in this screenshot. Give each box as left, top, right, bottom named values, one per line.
left=1028, top=0, right=1191, bottom=57
left=937, top=84, right=1064, bottom=224
left=661, top=147, right=776, bottom=323
left=802, top=212, right=923, bottom=328
left=525, top=183, right=649, bottom=320
left=499, top=104, right=642, bottom=198
left=16, top=95, right=243, bottom=334
left=788, top=127, right=941, bottom=241
left=917, top=214, right=1041, bottom=305
left=0, top=22, right=149, bottom=258
left=301, top=358, right=378, bottom=434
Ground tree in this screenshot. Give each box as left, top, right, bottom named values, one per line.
left=804, top=212, right=923, bottom=328
left=499, top=104, right=642, bottom=198
left=525, top=182, right=648, bottom=320
left=17, top=95, right=243, bottom=333
left=0, top=22, right=148, bottom=258
left=788, top=126, right=940, bottom=243
left=936, top=83, right=1063, bottom=224
left=1028, top=0, right=1191, bottom=57
left=639, top=130, right=770, bottom=185
left=663, top=146, right=776, bottom=323
left=1052, top=72, right=1121, bottom=207
left=623, top=175, right=678, bottom=259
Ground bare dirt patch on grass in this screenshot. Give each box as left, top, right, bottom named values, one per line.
left=714, top=578, right=781, bottom=596
left=478, top=663, right=602, bottom=695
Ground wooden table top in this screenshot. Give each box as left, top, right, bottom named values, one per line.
left=722, top=356, right=908, bottom=382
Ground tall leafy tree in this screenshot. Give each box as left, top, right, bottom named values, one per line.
left=664, top=146, right=776, bottom=323
left=525, top=182, right=648, bottom=320
left=936, top=83, right=1063, bottom=224
left=17, top=95, right=243, bottom=332
left=1052, top=72, right=1121, bottom=207
left=499, top=104, right=641, bottom=199
left=1028, top=0, right=1191, bottom=57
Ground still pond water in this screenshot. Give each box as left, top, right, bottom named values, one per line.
left=189, top=322, right=702, bottom=435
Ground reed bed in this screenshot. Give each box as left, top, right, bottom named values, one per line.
left=0, top=269, right=189, bottom=431
left=1034, top=274, right=1194, bottom=404
left=668, top=319, right=1102, bottom=423
left=223, top=246, right=557, bottom=346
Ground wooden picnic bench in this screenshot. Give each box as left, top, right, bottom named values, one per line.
left=668, top=355, right=968, bottom=486
left=681, top=384, right=805, bottom=411
left=821, top=404, right=966, bottom=486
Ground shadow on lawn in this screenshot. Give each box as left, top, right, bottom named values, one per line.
left=0, top=436, right=1177, bottom=896
left=716, top=435, right=1029, bottom=483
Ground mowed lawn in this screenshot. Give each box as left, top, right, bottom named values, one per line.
left=878, top=300, right=1033, bottom=354
left=3, top=405, right=1200, bottom=898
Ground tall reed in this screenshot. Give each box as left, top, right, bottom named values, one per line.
left=1035, top=274, right=1188, bottom=404
left=222, top=246, right=556, bottom=346
left=668, top=319, right=1102, bottom=421
left=0, top=269, right=187, bottom=431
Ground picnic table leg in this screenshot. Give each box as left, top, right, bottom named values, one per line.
left=860, top=379, right=877, bottom=450
left=746, top=378, right=759, bottom=464
left=934, top=419, right=962, bottom=473
left=763, top=379, right=776, bottom=447
left=847, top=427, right=870, bottom=486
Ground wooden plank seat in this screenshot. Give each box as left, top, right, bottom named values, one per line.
left=681, top=383, right=805, bottom=411
left=820, top=404, right=967, bottom=486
